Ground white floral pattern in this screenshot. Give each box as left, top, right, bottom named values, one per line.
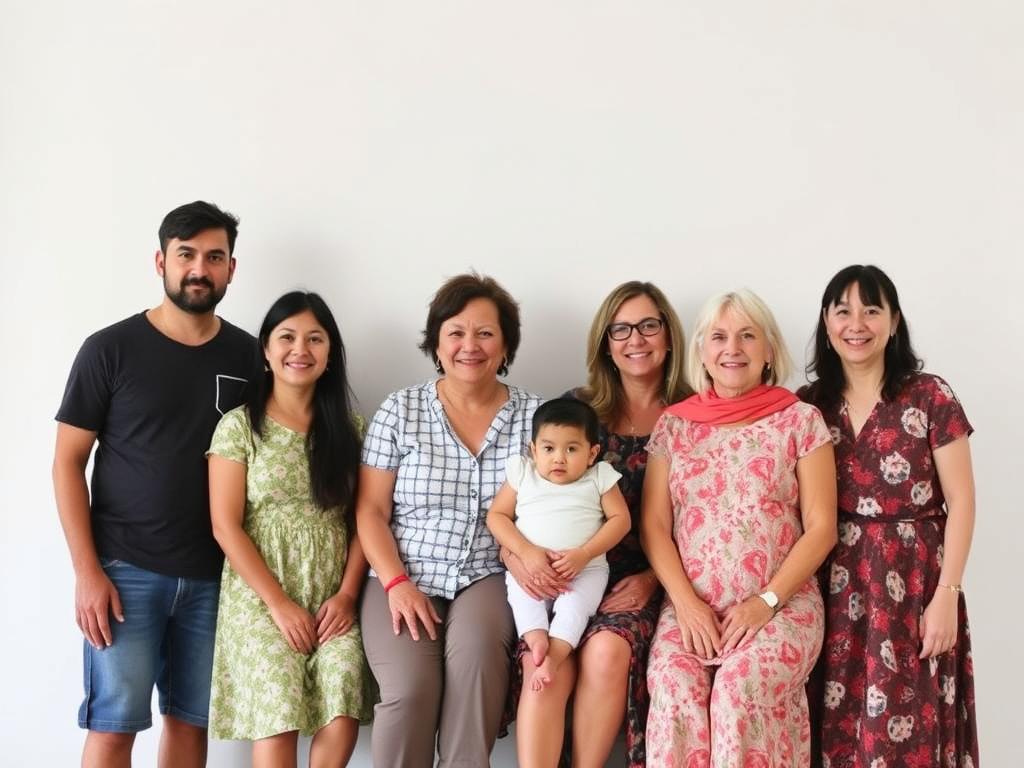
left=880, top=451, right=911, bottom=484
left=824, top=680, right=846, bottom=710
left=885, top=570, right=906, bottom=603
left=856, top=496, right=882, bottom=517
left=880, top=639, right=898, bottom=672
left=911, top=480, right=933, bottom=506
left=867, top=685, right=888, bottom=717
left=830, top=563, right=850, bottom=594
left=838, top=520, right=862, bottom=546
left=900, top=406, right=928, bottom=438
left=887, top=715, right=915, bottom=743
left=896, top=521, right=916, bottom=542
left=848, top=592, right=865, bottom=621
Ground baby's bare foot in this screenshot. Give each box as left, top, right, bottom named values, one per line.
left=530, top=657, right=555, bottom=691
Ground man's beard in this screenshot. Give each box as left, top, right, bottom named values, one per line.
left=165, top=276, right=226, bottom=314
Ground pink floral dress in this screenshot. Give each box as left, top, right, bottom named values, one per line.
left=645, top=401, right=831, bottom=767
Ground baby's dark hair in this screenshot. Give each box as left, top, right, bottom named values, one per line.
left=531, top=398, right=600, bottom=445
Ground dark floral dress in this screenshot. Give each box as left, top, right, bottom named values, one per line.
left=807, top=373, right=979, bottom=768
left=504, top=391, right=661, bottom=767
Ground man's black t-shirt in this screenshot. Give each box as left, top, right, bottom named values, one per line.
left=56, top=312, right=258, bottom=579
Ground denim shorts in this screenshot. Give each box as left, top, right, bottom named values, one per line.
left=78, top=558, right=219, bottom=733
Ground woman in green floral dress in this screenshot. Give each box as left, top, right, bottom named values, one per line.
left=207, top=292, right=374, bottom=768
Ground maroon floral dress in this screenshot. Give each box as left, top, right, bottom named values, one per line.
left=505, top=391, right=661, bottom=768
left=810, top=373, right=979, bottom=768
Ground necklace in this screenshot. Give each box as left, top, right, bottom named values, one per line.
left=621, top=397, right=665, bottom=437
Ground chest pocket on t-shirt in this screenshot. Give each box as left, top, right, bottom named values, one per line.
left=215, top=375, right=249, bottom=415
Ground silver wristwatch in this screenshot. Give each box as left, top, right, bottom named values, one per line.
left=758, top=590, right=780, bottom=614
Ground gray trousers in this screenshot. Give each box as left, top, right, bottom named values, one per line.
left=360, top=573, right=515, bottom=768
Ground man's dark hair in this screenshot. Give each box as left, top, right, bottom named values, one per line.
left=532, top=398, right=600, bottom=445
left=158, top=201, right=240, bottom=254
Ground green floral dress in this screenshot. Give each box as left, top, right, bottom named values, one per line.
left=207, top=407, right=375, bottom=740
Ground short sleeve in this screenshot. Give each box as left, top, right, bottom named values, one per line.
left=593, top=460, right=623, bottom=493
left=797, top=404, right=833, bottom=458
left=505, top=454, right=527, bottom=490
left=55, top=335, right=112, bottom=431
left=925, top=375, right=973, bottom=450
left=361, top=394, right=402, bottom=471
left=207, top=407, right=251, bottom=464
left=646, top=412, right=675, bottom=459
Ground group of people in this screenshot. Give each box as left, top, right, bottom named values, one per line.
left=55, top=200, right=979, bottom=768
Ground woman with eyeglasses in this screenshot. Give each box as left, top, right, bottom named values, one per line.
left=503, top=281, right=690, bottom=767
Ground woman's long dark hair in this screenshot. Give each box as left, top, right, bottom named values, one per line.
left=803, top=265, right=923, bottom=410
left=249, top=291, right=361, bottom=516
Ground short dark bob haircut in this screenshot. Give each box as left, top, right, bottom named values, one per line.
left=418, top=272, right=521, bottom=376
left=802, top=264, right=922, bottom=411
left=158, top=200, right=240, bottom=255
left=531, top=398, right=600, bottom=445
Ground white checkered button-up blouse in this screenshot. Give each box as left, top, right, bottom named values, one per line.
left=361, top=379, right=543, bottom=599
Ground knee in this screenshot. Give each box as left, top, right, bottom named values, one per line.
left=579, top=632, right=631, bottom=681
left=161, top=716, right=207, bottom=747
left=84, top=730, right=136, bottom=762
left=378, top=665, right=443, bottom=715
left=711, top=667, right=783, bottom=712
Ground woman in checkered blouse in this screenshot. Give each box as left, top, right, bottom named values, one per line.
left=356, top=273, right=543, bottom=768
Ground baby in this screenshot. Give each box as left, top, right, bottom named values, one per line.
left=487, top=398, right=630, bottom=691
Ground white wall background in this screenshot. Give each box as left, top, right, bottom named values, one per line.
left=2, top=1, right=1021, bottom=765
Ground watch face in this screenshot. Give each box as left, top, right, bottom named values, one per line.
left=761, top=591, right=779, bottom=608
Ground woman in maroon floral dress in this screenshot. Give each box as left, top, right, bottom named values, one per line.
left=503, top=281, right=690, bottom=767
left=800, top=265, right=979, bottom=768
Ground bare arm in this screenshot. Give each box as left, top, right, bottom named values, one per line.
left=641, top=454, right=722, bottom=658
left=53, top=422, right=122, bottom=648
left=762, top=441, right=838, bottom=603
left=355, top=464, right=440, bottom=640
left=933, top=436, right=975, bottom=588
left=354, top=465, right=404, bottom=581
left=209, top=454, right=317, bottom=653
left=919, top=435, right=975, bottom=658
left=486, top=482, right=534, bottom=558
left=584, top=484, right=631, bottom=558
left=337, top=530, right=369, bottom=601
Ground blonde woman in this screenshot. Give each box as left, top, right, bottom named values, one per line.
left=642, top=289, right=837, bottom=766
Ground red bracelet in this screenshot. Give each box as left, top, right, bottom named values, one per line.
left=384, top=574, right=410, bottom=593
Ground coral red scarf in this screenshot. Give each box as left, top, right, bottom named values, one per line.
left=665, top=384, right=798, bottom=425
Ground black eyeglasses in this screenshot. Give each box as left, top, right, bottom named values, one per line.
left=606, top=317, right=665, bottom=341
